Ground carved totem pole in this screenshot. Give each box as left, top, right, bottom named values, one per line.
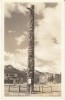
left=27, top=5, right=34, bottom=93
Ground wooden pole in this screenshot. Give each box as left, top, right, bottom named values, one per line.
left=9, top=85, right=10, bottom=92
left=27, top=5, right=34, bottom=93
left=19, top=85, right=20, bottom=92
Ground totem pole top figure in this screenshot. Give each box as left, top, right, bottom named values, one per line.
left=27, top=5, right=34, bottom=12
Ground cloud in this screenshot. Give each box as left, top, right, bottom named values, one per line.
left=27, top=3, right=45, bottom=15
left=4, top=49, right=28, bottom=70
left=4, top=3, right=16, bottom=18
left=34, top=3, right=61, bottom=73
left=35, top=3, right=45, bottom=15
left=15, top=34, right=25, bottom=45
left=35, top=4, right=61, bottom=49
left=4, top=3, right=45, bottom=18
left=4, top=3, right=62, bottom=73
left=4, top=3, right=28, bottom=18
left=17, top=4, right=27, bottom=15
left=8, top=30, right=16, bottom=34
left=4, top=48, right=61, bottom=74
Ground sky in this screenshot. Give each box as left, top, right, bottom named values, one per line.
left=4, top=2, right=62, bottom=73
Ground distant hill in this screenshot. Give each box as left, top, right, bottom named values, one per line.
left=4, top=65, right=27, bottom=82
left=4, top=65, right=61, bottom=84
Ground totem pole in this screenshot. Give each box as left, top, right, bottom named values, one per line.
left=27, top=5, right=34, bottom=93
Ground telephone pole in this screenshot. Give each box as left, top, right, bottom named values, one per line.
left=27, top=5, right=34, bottom=93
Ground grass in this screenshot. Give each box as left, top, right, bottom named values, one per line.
left=4, top=83, right=61, bottom=96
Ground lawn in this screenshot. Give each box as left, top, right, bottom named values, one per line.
left=4, top=83, right=61, bottom=96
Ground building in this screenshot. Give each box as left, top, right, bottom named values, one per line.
left=4, top=73, right=23, bottom=84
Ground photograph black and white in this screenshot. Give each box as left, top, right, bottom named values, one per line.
left=4, top=2, right=62, bottom=96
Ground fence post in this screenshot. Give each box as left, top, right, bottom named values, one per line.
left=9, top=85, right=10, bottom=92
left=41, top=86, right=43, bottom=93
left=30, top=85, right=32, bottom=94
left=39, top=85, right=40, bottom=91
left=50, top=86, right=52, bottom=92
left=19, top=85, right=20, bottom=92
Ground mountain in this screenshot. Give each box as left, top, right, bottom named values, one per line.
left=4, top=65, right=27, bottom=82
left=4, top=65, right=45, bottom=83
left=4, top=65, right=61, bottom=84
